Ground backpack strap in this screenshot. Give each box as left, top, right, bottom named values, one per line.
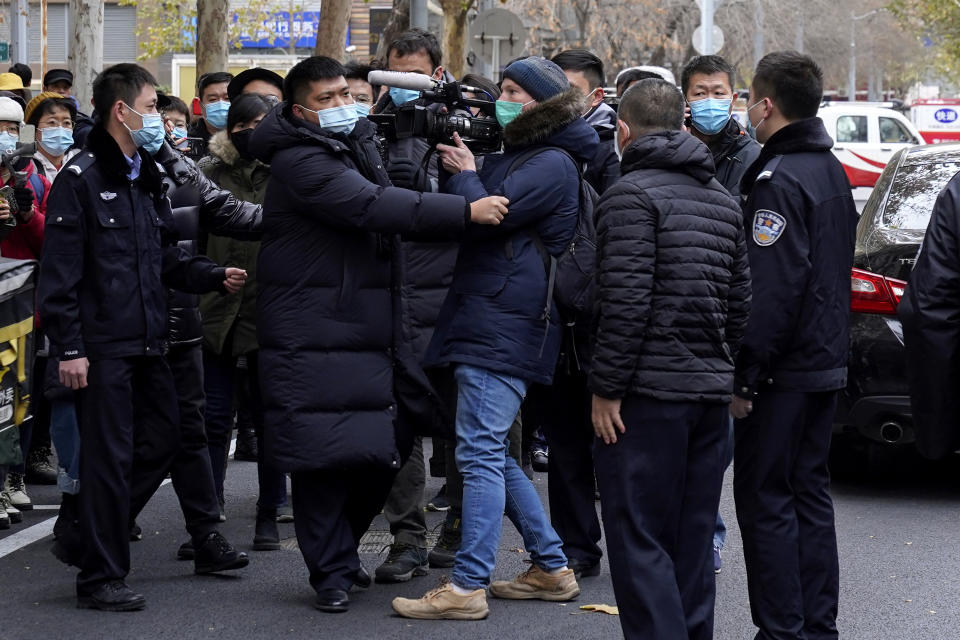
left=27, top=172, right=45, bottom=203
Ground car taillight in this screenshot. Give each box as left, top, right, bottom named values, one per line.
left=850, top=268, right=907, bottom=315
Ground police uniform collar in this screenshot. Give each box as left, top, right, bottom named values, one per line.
left=86, top=123, right=163, bottom=193
left=740, top=117, right=833, bottom=197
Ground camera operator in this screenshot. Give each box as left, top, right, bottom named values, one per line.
left=370, top=28, right=463, bottom=585
left=394, top=56, right=597, bottom=621
left=247, top=55, right=506, bottom=613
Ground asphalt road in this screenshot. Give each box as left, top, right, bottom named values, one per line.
left=1, top=437, right=959, bottom=640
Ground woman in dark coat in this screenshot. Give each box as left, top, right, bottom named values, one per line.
left=395, top=57, right=598, bottom=620
left=248, top=56, right=506, bottom=612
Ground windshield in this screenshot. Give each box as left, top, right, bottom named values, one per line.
left=881, top=161, right=960, bottom=230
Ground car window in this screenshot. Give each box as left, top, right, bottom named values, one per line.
left=879, top=117, right=916, bottom=144
left=837, top=115, right=868, bottom=143
left=882, top=161, right=960, bottom=230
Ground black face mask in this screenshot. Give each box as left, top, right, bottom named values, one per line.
left=231, top=128, right=255, bottom=160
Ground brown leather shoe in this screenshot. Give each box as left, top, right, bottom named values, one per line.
left=489, top=565, right=580, bottom=601
left=392, top=580, right=488, bottom=620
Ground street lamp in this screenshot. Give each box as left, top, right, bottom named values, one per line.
left=849, top=8, right=886, bottom=102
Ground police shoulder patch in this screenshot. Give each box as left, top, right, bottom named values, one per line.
left=753, top=209, right=787, bottom=246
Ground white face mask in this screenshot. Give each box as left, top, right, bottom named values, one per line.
left=614, top=120, right=631, bottom=161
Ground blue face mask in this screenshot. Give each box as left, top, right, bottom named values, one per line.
left=123, top=103, right=165, bottom=155
left=299, top=103, right=358, bottom=136
left=354, top=102, right=371, bottom=119
left=0, top=132, right=17, bottom=153
left=171, top=126, right=188, bottom=139
left=389, top=87, right=421, bottom=106
left=689, top=98, right=733, bottom=135
left=204, top=100, right=230, bottom=129
left=39, top=126, right=74, bottom=156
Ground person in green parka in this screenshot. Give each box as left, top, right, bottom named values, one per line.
left=198, top=93, right=285, bottom=550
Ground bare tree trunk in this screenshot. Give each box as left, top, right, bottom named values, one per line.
left=439, top=0, right=471, bottom=78
left=314, top=0, right=352, bottom=60
left=376, top=0, right=411, bottom=61
left=69, top=0, right=102, bottom=113
left=197, top=0, right=229, bottom=77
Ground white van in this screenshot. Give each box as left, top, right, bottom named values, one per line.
left=818, top=104, right=924, bottom=195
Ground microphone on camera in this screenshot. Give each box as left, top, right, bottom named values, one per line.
left=367, top=70, right=439, bottom=92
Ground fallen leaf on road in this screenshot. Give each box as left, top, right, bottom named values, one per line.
left=510, top=548, right=525, bottom=553
left=905, top=541, right=913, bottom=546
left=580, top=604, right=619, bottom=615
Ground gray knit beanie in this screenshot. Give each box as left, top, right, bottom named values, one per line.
left=502, top=57, right=570, bottom=102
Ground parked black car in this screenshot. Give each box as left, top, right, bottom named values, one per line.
left=836, top=143, right=960, bottom=446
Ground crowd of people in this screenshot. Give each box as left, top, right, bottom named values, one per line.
left=0, top=27, right=866, bottom=640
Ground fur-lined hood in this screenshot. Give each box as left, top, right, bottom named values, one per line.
left=502, top=89, right=599, bottom=162
left=208, top=130, right=241, bottom=167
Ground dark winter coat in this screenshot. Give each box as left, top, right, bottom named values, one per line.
left=899, top=171, right=960, bottom=459
left=197, top=131, right=268, bottom=357
left=588, top=130, right=751, bottom=403
left=249, top=106, right=469, bottom=473
left=708, top=118, right=762, bottom=200
left=734, top=118, right=858, bottom=398
left=424, top=89, right=599, bottom=385
left=154, top=141, right=264, bottom=347
left=376, top=93, right=461, bottom=359
left=584, top=102, right=621, bottom=195
left=38, top=125, right=229, bottom=362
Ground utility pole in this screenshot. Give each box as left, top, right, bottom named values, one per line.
left=753, top=0, right=764, bottom=68
left=700, top=0, right=714, bottom=56
left=849, top=9, right=885, bottom=103
left=9, top=0, right=28, bottom=66
left=794, top=4, right=804, bottom=53
left=69, top=0, right=103, bottom=113
left=288, top=0, right=296, bottom=56
left=410, top=0, right=427, bottom=29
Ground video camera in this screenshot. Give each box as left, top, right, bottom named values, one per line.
left=0, top=125, right=38, bottom=234
left=367, top=71, right=503, bottom=155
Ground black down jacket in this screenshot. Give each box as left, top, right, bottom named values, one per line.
left=588, top=130, right=751, bottom=403
left=710, top=118, right=762, bottom=200
left=899, top=171, right=960, bottom=459
left=250, top=107, right=469, bottom=473
left=154, top=142, right=264, bottom=346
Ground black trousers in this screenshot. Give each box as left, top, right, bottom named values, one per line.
left=290, top=467, right=396, bottom=592
left=595, top=395, right=727, bottom=640
left=734, top=390, right=840, bottom=640
left=542, top=367, right=602, bottom=565
left=165, top=343, right=220, bottom=545
left=383, top=436, right=428, bottom=547
left=76, top=355, right=181, bottom=593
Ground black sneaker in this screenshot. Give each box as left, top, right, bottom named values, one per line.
left=177, top=540, right=195, bottom=560
left=233, top=428, right=258, bottom=462
left=194, top=532, right=249, bottom=574
left=25, top=446, right=58, bottom=485
left=426, top=485, right=450, bottom=512
left=427, top=517, right=461, bottom=568
left=374, top=543, right=429, bottom=583
left=568, top=557, right=601, bottom=578
left=531, top=448, right=549, bottom=472
left=353, top=566, right=372, bottom=589
left=77, top=580, right=145, bottom=612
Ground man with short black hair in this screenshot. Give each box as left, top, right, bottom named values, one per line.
left=733, top=51, right=856, bottom=640
left=38, top=63, right=247, bottom=611
left=591, top=77, right=750, bottom=640
left=189, top=72, right=233, bottom=143
left=616, top=67, right=672, bottom=96
left=248, top=55, right=506, bottom=613
left=343, top=62, right=377, bottom=116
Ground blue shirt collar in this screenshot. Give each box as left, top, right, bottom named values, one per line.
left=124, top=150, right=142, bottom=181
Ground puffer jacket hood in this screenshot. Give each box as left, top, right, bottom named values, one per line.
left=207, top=130, right=241, bottom=167
left=620, top=130, right=716, bottom=183
left=503, top=89, right=597, bottom=165
left=585, top=101, right=618, bottom=132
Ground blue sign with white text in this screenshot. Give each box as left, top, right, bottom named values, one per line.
left=935, top=108, right=958, bottom=124
left=235, top=11, right=330, bottom=49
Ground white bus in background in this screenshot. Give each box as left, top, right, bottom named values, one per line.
left=909, top=99, right=960, bottom=144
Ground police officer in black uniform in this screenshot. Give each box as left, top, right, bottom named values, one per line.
left=732, top=51, right=857, bottom=640
left=38, top=64, right=248, bottom=611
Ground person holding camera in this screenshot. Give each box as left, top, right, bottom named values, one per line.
left=393, top=56, right=597, bottom=621
left=247, top=55, right=507, bottom=614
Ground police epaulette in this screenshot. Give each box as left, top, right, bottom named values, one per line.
left=64, top=152, right=96, bottom=176
left=755, top=155, right=783, bottom=183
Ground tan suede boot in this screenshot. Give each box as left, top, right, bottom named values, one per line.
left=392, top=580, right=489, bottom=620
left=489, top=565, right=580, bottom=601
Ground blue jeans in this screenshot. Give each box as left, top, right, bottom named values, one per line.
left=452, top=364, right=567, bottom=590
left=50, top=399, right=80, bottom=494
left=714, top=416, right=735, bottom=551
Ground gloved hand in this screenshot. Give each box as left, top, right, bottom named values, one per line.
left=387, top=159, right=420, bottom=190
left=14, top=186, right=34, bottom=222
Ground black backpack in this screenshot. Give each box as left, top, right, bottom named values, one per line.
left=504, top=146, right=600, bottom=323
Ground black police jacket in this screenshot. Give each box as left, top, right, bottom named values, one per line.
left=734, top=118, right=858, bottom=398
left=899, top=172, right=960, bottom=459
left=710, top=118, right=761, bottom=200
left=588, top=130, right=751, bottom=403
left=38, top=125, right=229, bottom=362
left=154, top=142, right=263, bottom=347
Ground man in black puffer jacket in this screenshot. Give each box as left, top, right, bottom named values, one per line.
left=588, top=78, right=751, bottom=640
left=249, top=56, right=507, bottom=614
